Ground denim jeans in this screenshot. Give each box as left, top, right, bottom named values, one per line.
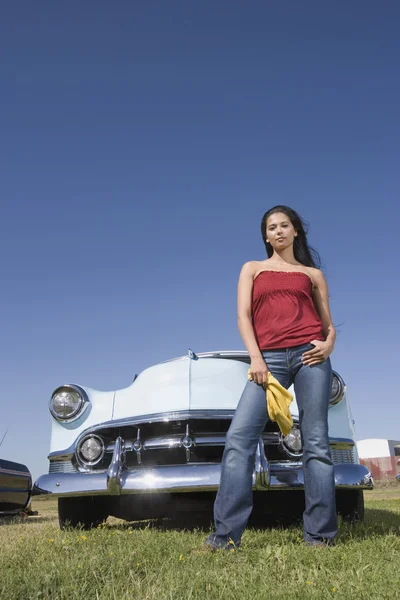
left=206, top=342, right=337, bottom=548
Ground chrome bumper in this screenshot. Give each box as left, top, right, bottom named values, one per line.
left=34, top=437, right=374, bottom=497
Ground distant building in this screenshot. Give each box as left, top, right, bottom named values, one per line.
left=356, top=438, right=400, bottom=480
left=357, top=438, right=400, bottom=459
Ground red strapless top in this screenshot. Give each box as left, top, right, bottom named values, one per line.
left=252, top=271, right=324, bottom=350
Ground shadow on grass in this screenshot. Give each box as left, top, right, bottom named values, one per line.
left=108, top=493, right=306, bottom=533
left=105, top=498, right=400, bottom=541
left=103, top=490, right=305, bottom=532
left=108, top=513, right=302, bottom=534
left=0, top=514, right=52, bottom=527
left=338, top=507, right=400, bottom=541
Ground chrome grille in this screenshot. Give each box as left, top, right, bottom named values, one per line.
left=71, top=414, right=354, bottom=471
left=107, top=423, right=231, bottom=467
left=49, top=460, right=76, bottom=474
left=331, top=448, right=355, bottom=464
left=76, top=418, right=286, bottom=470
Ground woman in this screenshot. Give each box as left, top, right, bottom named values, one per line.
left=205, top=205, right=337, bottom=549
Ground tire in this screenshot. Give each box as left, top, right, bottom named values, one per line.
left=58, top=496, right=108, bottom=530
left=336, top=489, right=364, bottom=523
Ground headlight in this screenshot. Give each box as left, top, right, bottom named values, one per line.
left=281, top=426, right=303, bottom=457
left=77, top=435, right=105, bottom=467
left=330, top=371, right=346, bottom=406
left=49, top=385, right=87, bottom=421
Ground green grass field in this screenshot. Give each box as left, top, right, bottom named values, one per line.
left=1, top=487, right=399, bottom=600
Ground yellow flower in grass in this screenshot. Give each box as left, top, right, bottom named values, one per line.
left=48, top=539, right=55, bottom=543
left=81, top=535, right=87, bottom=541
left=179, top=554, right=184, bottom=561
left=332, top=588, right=337, bottom=592
left=306, top=581, right=313, bottom=585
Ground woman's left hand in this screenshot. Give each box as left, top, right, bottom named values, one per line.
left=302, top=340, right=334, bottom=366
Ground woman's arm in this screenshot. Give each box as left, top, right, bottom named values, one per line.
left=302, top=269, right=336, bottom=366
left=237, top=262, right=269, bottom=384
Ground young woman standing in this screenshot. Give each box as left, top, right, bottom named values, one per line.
left=205, top=206, right=337, bottom=548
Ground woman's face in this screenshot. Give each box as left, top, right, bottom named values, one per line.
left=265, top=212, right=297, bottom=250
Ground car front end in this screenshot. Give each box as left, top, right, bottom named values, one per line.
left=34, top=350, right=373, bottom=527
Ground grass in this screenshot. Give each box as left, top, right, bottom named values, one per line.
left=0, top=488, right=399, bottom=600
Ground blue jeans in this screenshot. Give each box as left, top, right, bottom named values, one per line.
left=206, top=342, right=337, bottom=548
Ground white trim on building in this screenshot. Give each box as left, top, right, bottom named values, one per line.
left=356, top=438, right=400, bottom=459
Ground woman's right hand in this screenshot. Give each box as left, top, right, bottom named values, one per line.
left=249, top=356, right=269, bottom=386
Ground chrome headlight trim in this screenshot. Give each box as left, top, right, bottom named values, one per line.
left=330, top=371, right=346, bottom=406
left=76, top=434, right=105, bottom=468
left=49, top=384, right=89, bottom=422
left=280, top=425, right=303, bottom=458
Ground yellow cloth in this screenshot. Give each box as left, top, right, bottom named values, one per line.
left=247, top=369, right=294, bottom=436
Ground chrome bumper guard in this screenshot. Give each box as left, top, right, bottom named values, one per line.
left=34, top=436, right=374, bottom=497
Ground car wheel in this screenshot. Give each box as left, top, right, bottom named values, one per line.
left=336, top=489, right=364, bottom=522
left=58, top=496, right=108, bottom=530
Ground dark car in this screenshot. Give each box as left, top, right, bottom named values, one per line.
left=0, top=458, right=32, bottom=516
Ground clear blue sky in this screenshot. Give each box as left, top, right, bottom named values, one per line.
left=1, top=1, right=399, bottom=479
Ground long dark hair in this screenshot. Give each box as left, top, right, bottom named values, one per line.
left=260, top=206, right=321, bottom=269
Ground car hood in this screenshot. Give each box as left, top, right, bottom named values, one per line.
left=113, top=356, right=298, bottom=420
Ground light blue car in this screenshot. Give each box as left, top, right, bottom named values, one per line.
left=34, top=349, right=374, bottom=529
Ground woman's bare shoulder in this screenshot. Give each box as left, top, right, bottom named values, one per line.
left=240, top=260, right=270, bottom=276
left=304, top=266, right=325, bottom=287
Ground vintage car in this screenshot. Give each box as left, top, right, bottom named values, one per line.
left=34, top=349, right=374, bottom=529
left=0, top=458, right=32, bottom=516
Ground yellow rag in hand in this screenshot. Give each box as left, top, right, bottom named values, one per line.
left=247, top=369, right=294, bottom=436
